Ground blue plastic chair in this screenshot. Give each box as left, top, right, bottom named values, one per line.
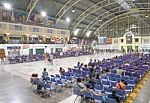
left=56, top=80, right=65, bottom=86
left=66, top=76, right=73, bottom=83
left=94, top=84, right=103, bottom=93
left=51, top=78, right=56, bottom=84
left=109, top=77, right=116, bottom=83
left=39, top=81, right=46, bottom=88
left=61, top=75, right=66, bottom=81
left=73, top=89, right=82, bottom=103
left=51, top=75, right=55, bottom=78
left=116, top=90, right=126, bottom=99
left=56, top=74, right=61, bottom=79
left=127, top=80, right=136, bottom=87
left=69, top=72, right=74, bottom=78
left=110, top=82, right=117, bottom=89
left=45, top=83, right=55, bottom=91
left=95, top=79, right=101, bottom=85
left=45, top=77, right=51, bottom=83
left=75, top=73, right=81, bottom=79
left=93, top=94, right=104, bottom=103
left=105, top=97, right=117, bottom=103
left=114, top=74, right=121, bottom=79
left=104, top=87, right=112, bottom=95
left=83, top=92, right=93, bottom=100
left=101, top=76, right=108, bottom=82
left=125, top=85, right=132, bottom=94
left=102, top=81, right=110, bottom=88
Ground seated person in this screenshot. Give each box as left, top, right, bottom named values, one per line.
left=80, top=63, right=84, bottom=68
left=108, top=89, right=121, bottom=103
left=93, top=59, right=97, bottom=66
left=59, top=67, right=65, bottom=75
left=96, top=74, right=100, bottom=79
left=77, top=62, right=80, bottom=67
left=81, top=83, right=93, bottom=93
left=83, top=64, right=88, bottom=71
left=73, top=78, right=85, bottom=91
left=116, top=67, right=125, bottom=75
left=116, top=79, right=126, bottom=90
left=42, top=68, right=48, bottom=80
left=88, top=75, right=96, bottom=89
left=30, top=74, right=42, bottom=91
left=80, top=83, right=94, bottom=101
left=30, top=73, right=39, bottom=84
left=88, top=59, right=93, bottom=67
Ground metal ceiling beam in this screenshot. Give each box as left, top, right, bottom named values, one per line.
left=70, top=0, right=119, bottom=35
left=81, top=6, right=125, bottom=35
left=26, top=0, right=39, bottom=21
left=99, top=14, right=150, bottom=37
left=55, top=0, right=98, bottom=18
left=55, top=0, right=81, bottom=24
left=80, top=0, right=134, bottom=35
left=93, top=9, right=150, bottom=37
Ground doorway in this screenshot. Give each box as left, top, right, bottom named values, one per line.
left=127, top=46, right=133, bottom=53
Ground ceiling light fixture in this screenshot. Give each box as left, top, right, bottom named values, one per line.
left=99, top=19, right=102, bottom=21
left=74, top=29, right=80, bottom=36
left=86, top=31, right=92, bottom=37
left=3, top=3, right=11, bottom=10
left=66, top=17, right=70, bottom=22
left=41, top=11, right=47, bottom=17
left=72, top=7, right=76, bottom=13
left=145, top=14, right=148, bottom=18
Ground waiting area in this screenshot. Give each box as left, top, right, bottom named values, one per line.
left=29, top=53, right=150, bottom=103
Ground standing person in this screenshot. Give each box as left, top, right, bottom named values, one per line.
left=49, top=54, right=53, bottom=65
left=44, top=53, right=48, bottom=63
left=42, top=68, right=49, bottom=80
left=60, top=51, right=63, bottom=58
left=88, top=59, right=93, bottom=67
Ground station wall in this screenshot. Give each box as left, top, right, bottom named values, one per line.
left=0, top=44, right=78, bottom=56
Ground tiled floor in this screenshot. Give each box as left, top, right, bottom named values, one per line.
left=0, top=53, right=122, bottom=103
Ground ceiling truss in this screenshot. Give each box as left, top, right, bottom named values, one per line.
left=26, top=0, right=39, bottom=21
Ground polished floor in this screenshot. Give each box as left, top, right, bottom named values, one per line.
left=1, top=53, right=121, bottom=80
left=0, top=53, right=121, bottom=103
left=134, top=77, right=150, bottom=103
left=0, top=69, right=72, bottom=103
left=0, top=52, right=149, bottom=103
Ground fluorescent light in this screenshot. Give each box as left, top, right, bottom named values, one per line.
left=3, top=3, right=11, bottom=10
left=86, top=31, right=92, bottom=37
left=74, top=29, right=80, bottom=36
left=6, top=32, right=10, bottom=35
left=130, top=24, right=136, bottom=29
left=72, top=7, right=76, bottom=13
left=145, top=14, right=148, bottom=18
left=99, top=19, right=102, bottom=21
left=66, top=17, right=70, bottom=22
left=41, top=11, right=47, bottom=17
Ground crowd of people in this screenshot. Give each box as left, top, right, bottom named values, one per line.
left=73, top=58, right=127, bottom=103
left=30, top=53, right=149, bottom=103
left=72, top=53, right=149, bottom=103
left=30, top=58, right=127, bottom=102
